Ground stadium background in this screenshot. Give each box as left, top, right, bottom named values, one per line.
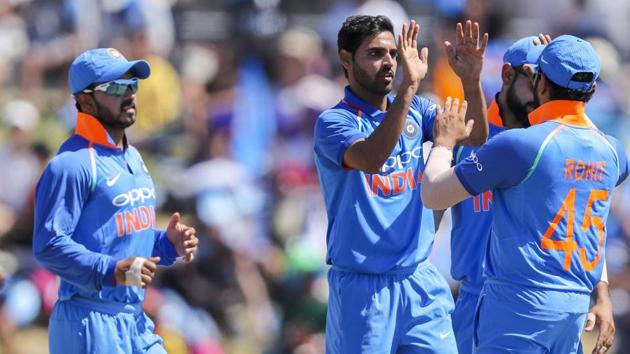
left=0, top=0, right=629, bottom=353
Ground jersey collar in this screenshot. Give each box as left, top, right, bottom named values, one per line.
left=341, top=86, right=393, bottom=120
left=75, top=112, right=127, bottom=150
left=527, top=100, right=591, bottom=127
left=487, top=98, right=504, bottom=128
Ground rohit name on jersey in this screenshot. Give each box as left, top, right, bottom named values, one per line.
left=563, top=159, right=607, bottom=182
left=364, top=146, right=424, bottom=197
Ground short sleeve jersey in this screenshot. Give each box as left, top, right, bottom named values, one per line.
left=314, top=87, right=438, bottom=273
left=455, top=100, right=629, bottom=293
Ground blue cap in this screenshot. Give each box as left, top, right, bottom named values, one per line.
left=503, top=36, right=546, bottom=70
left=538, top=35, right=600, bottom=92
left=68, top=48, right=151, bottom=94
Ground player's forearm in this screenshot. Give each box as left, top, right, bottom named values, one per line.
left=592, top=280, right=611, bottom=305
left=33, top=232, right=116, bottom=292
left=422, top=146, right=471, bottom=209
left=459, top=80, right=488, bottom=146
left=344, top=84, right=418, bottom=173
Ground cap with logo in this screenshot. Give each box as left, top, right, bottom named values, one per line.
left=68, top=48, right=151, bottom=94
left=537, top=35, right=600, bottom=92
left=503, top=36, right=546, bottom=71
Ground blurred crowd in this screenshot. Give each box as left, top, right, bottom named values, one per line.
left=0, top=0, right=629, bottom=353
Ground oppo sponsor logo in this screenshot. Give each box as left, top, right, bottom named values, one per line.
left=465, top=151, right=483, bottom=171
left=112, top=187, right=155, bottom=207
left=381, top=145, right=423, bottom=172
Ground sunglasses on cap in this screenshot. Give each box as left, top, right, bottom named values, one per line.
left=82, top=78, right=139, bottom=96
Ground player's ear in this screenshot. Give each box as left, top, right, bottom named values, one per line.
left=501, top=63, right=514, bottom=85
left=75, top=93, right=97, bottom=115
left=523, top=65, right=536, bottom=82
left=339, top=49, right=352, bottom=74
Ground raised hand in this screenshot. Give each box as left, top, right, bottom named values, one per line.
left=166, top=212, right=198, bottom=262
left=433, top=97, right=473, bottom=149
left=397, top=20, right=429, bottom=88
left=115, top=256, right=160, bottom=288
left=534, top=33, right=552, bottom=45
left=444, top=20, right=489, bottom=83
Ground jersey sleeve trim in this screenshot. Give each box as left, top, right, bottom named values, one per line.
left=337, top=132, right=366, bottom=167
left=520, top=124, right=565, bottom=184
left=455, top=165, right=480, bottom=195
left=455, top=146, right=465, bottom=164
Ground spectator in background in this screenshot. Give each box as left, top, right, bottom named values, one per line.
left=0, top=99, right=41, bottom=234
left=319, top=0, right=409, bottom=49
left=0, top=0, right=29, bottom=90
left=125, top=31, right=183, bottom=142
left=19, top=0, right=84, bottom=97
left=273, top=27, right=342, bottom=173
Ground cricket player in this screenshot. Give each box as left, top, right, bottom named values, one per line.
left=33, top=48, right=198, bottom=354
left=422, top=35, right=628, bottom=353
left=314, top=15, right=488, bottom=353
left=450, top=35, right=546, bottom=354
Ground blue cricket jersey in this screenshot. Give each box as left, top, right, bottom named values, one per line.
left=314, top=87, right=437, bottom=274
left=33, top=112, right=178, bottom=305
left=450, top=99, right=504, bottom=290
left=455, top=100, right=629, bottom=294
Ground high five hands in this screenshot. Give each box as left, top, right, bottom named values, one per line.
left=444, top=20, right=489, bottom=83
left=398, top=20, right=429, bottom=89
left=433, top=97, right=473, bottom=150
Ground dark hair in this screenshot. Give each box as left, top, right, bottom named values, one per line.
left=544, top=72, right=596, bottom=102
left=337, top=15, right=394, bottom=78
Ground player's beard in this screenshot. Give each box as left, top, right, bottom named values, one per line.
left=506, top=79, right=534, bottom=128
left=352, top=62, right=393, bottom=96
left=95, top=98, right=136, bottom=130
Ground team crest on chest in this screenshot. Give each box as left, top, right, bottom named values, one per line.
left=403, top=120, right=420, bottom=139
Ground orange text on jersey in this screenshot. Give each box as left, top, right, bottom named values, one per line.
left=563, top=159, right=606, bottom=182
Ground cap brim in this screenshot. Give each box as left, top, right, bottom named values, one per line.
left=96, top=60, right=151, bottom=83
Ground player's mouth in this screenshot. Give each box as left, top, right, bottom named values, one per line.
left=121, top=100, right=136, bottom=114
left=380, top=71, right=394, bottom=83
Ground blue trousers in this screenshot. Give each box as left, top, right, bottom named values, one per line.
left=474, top=282, right=589, bottom=354
left=48, top=297, right=166, bottom=354
left=452, top=283, right=482, bottom=354
left=326, top=261, right=457, bottom=354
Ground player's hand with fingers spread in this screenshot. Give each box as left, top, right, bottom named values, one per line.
left=166, top=212, right=198, bottom=262
left=397, top=19, right=429, bottom=89
left=534, top=33, right=552, bottom=45
left=115, top=256, right=160, bottom=288
left=585, top=296, right=615, bottom=354
left=444, top=20, right=489, bottom=83
left=433, top=97, right=473, bottom=150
